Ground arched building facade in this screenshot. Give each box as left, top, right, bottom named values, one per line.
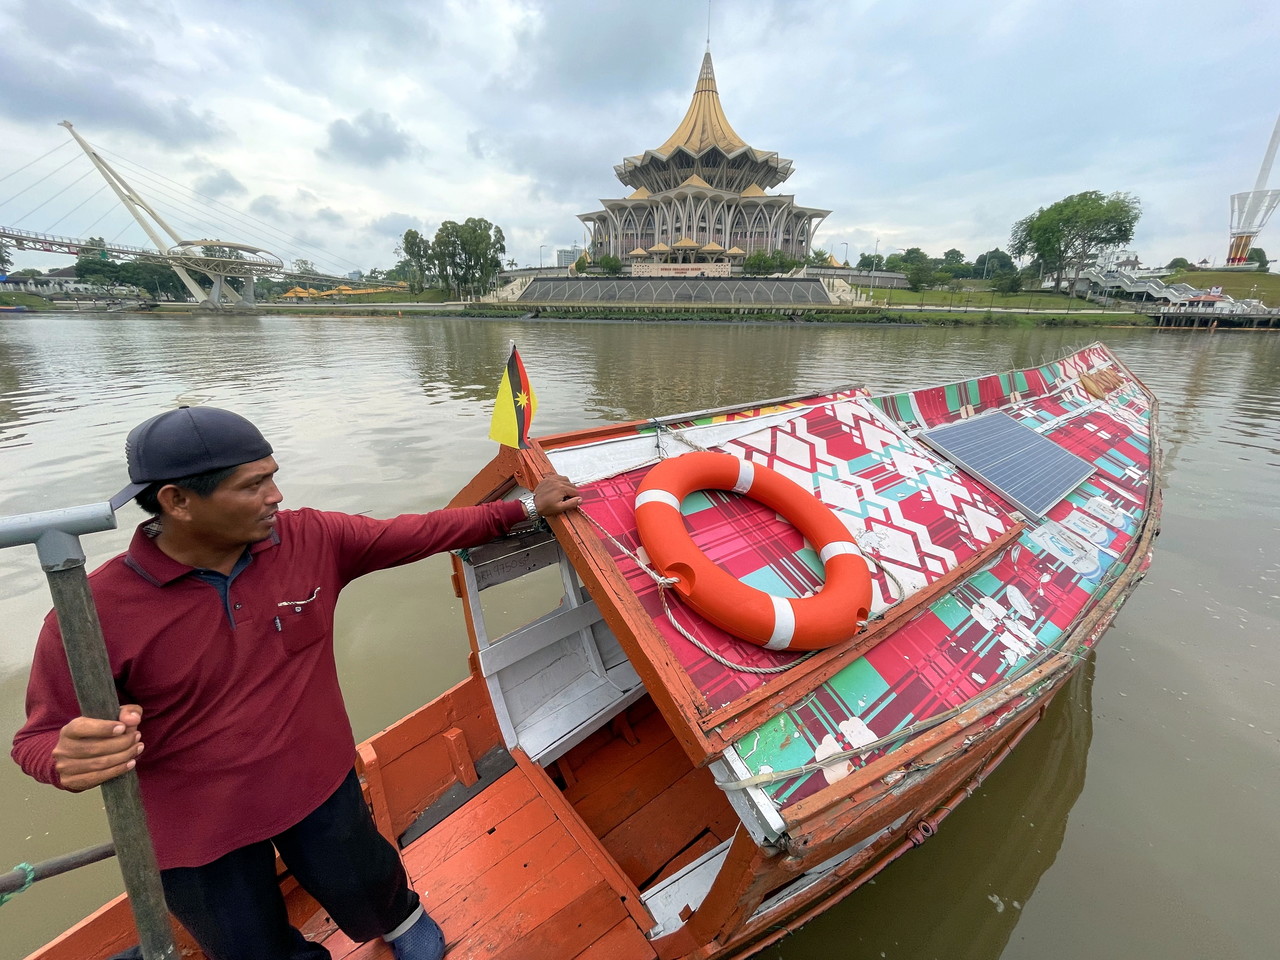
left=578, top=52, right=829, bottom=267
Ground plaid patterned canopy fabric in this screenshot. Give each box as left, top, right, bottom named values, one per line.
left=579, top=345, right=1153, bottom=811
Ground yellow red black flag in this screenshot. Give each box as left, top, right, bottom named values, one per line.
left=489, top=342, right=537, bottom=448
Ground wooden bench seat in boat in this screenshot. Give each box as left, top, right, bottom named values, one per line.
left=454, top=525, right=647, bottom=765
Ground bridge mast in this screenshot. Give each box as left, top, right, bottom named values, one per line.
left=58, top=121, right=211, bottom=303
left=1228, top=112, right=1280, bottom=265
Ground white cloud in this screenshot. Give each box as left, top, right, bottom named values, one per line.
left=1, top=0, right=1278, bottom=274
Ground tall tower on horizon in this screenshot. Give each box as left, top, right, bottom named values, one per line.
left=1227, top=113, right=1280, bottom=265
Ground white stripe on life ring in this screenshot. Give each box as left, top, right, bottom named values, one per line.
left=732, top=460, right=755, bottom=495
left=635, top=489, right=681, bottom=511
left=764, top=596, right=796, bottom=650
left=819, top=541, right=859, bottom=563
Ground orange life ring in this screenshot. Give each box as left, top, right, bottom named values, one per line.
left=634, top=451, right=872, bottom=651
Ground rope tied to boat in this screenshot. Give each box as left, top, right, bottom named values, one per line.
left=0, top=862, right=36, bottom=906
left=578, top=509, right=811, bottom=675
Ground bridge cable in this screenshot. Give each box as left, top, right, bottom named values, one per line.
left=47, top=184, right=110, bottom=233
left=80, top=199, right=126, bottom=238
left=99, top=146, right=366, bottom=272
left=93, top=160, right=334, bottom=269
left=0, top=154, right=84, bottom=211
left=13, top=167, right=97, bottom=226
left=0, top=140, right=73, bottom=187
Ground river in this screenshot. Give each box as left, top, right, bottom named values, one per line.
left=1, top=314, right=1276, bottom=959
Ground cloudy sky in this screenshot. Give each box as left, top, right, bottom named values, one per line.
left=1, top=0, right=1277, bottom=276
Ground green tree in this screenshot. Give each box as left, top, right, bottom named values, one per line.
left=430, top=218, right=506, bottom=298
left=973, top=248, right=1015, bottom=279
left=806, top=247, right=832, bottom=267
left=742, top=249, right=799, bottom=275
left=598, top=254, right=623, bottom=275
left=1166, top=256, right=1190, bottom=271
left=905, top=260, right=934, bottom=291
left=942, top=248, right=965, bottom=268
left=900, top=247, right=930, bottom=268
left=992, top=270, right=1023, bottom=295
left=399, top=228, right=432, bottom=293
left=856, top=252, right=884, bottom=270
left=573, top=253, right=590, bottom=274
left=73, top=238, right=117, bottom=284
left=117, top=260, right=188, bottom=301
left=1246, top=247, right=1269, bottom=272
left=883, top=253, right=905, bottom=273
left=1010, top=191, right=1141, bottom=292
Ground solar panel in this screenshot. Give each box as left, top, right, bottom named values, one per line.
left=920, top=412, right=1094, bottom=519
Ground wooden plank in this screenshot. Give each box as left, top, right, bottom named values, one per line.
left=409, top=803, right=561, bottom=905
left=570, top=918, right=659, bottom=960
left=520, top=675, right=646, bottom=764
left=648, top=831, right=724, bottom=888
left=569, top=736, right=692, bottom=837
left=460, top=855, right=620, bottom=960
left=478, top=600, right=603, bottom=676
left=430, top=822, right=579, bottom=936
left=511, top=750, right=654, bottom=932
left=361, top=675, right=494, bottom=762
left=404, top=769, right=541, bottom=878
left=490, top=879, right=628, bottom=960
left=399, top=747, right=516, bottom=847
left=601, top=767, right=727, bottom=886
left=562, top=702, right=672, bottom=800
left=468, top=535, right=561, bottom=592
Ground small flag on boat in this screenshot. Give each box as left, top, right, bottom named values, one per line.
left=489, top=342, right=537, bottom=449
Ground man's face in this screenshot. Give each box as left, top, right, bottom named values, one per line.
left=178, top=456, right=283, bottom=547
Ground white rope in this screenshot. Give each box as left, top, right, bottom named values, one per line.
left=579, top=509, right=808, bottom=674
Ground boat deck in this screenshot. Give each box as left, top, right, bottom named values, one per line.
left=311, top=757, right=656, bottom=960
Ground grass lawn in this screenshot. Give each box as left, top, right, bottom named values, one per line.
left=1163, top=269, right=1280, bottom=305
left=850, top=287, right=1118, bottom=312
left=0, top=292, right=52, bottom=310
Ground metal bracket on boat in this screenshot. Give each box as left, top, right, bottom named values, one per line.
left=709, top=751, right=788, bottom=846
left=0, top=500, right=117, bottom=570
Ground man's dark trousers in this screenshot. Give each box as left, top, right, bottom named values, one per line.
left=160, top=769, right=419, bottom=960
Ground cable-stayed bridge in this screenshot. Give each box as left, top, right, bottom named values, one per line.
left=1, top=123, right=361, bottom=308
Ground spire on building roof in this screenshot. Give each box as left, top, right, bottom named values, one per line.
left=653, top=52, right=749, bottom=157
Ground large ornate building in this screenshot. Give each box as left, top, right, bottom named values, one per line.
left=579, top=52, right=829, bottom=269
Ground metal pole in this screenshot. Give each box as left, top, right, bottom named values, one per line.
left=0, top=505, right=177, bottom=960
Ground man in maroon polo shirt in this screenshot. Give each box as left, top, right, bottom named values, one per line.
left=11, top=406, right=581, bottom=960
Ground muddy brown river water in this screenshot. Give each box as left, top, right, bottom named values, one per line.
left=1, top=314, right=1276, bottom=959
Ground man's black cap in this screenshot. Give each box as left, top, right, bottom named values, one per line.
left=110, top=406, right=273, bottom=510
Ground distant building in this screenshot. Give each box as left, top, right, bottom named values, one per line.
left=578, top=51, right=829, bottom=268
left=556, top=246, right=582, bottom=267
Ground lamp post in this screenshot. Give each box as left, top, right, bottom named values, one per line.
left=539, top=245, right=547, bottom=269
left=868, top=238, right=880, bottom=298
left=840, top=241, right=849, bottom=266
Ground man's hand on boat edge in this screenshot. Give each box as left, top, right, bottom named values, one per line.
left=52, top=703, right=144, bottom=792
left=532, top=475, right=582, bottom=517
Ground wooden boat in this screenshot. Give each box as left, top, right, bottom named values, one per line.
left=30, top=342, right=1160, bottom=960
